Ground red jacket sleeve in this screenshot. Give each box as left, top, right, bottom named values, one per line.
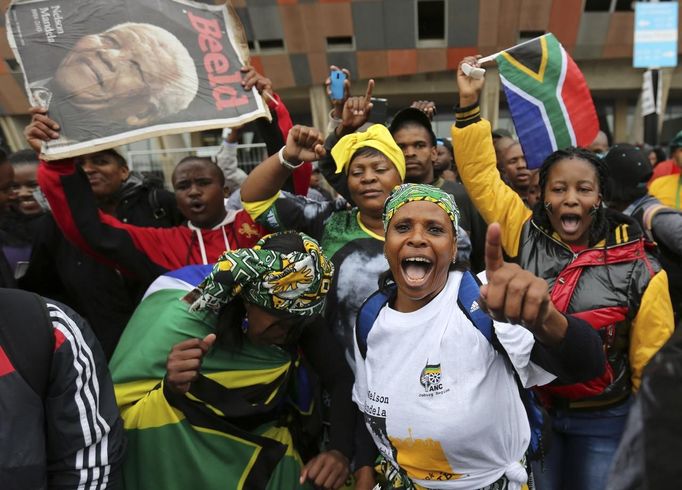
left=37, top=159, right=186, bottom=277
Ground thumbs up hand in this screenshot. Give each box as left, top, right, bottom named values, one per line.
left=479, top=223, right=568, bottom=346
left=165, top=333, right=217, bottom=394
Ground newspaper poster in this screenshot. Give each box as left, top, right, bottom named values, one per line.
left=5, top=0, right=269, bottom=159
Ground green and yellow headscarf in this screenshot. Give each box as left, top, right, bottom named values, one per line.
left=331, top=124, right=406, bottom=180
left=186, top=232, right=334, bottom=317
left=382, top=183, right=460, bottom=233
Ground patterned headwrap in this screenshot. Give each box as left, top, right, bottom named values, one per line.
left=186, top=232, right=333, bottom=317
left=331, top=124, right=406, bottom=180
left=382, top=183, right=460, bottom=233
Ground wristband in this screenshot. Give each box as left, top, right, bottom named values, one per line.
left=278, top=146, right=304, bottom=170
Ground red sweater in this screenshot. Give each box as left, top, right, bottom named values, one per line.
left=37, top=159, right=265, bottom=285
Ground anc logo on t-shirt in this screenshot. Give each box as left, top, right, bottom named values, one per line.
left=420, top=362, right=443, bottom=392
left=419, top=362, right=450, bottom=398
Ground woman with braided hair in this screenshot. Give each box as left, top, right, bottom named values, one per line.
left=452, top=56, right=674, bottom=490
left=110, top=231, right=354, bottom=489
left=352, top=184, right=605, bottom=490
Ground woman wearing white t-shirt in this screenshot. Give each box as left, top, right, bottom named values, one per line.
left=352, top=184, right=606, bottom=490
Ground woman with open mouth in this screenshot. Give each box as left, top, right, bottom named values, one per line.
left=352, top=183, right=606, bottom=490
left=452, top=56, right=675, bottom=490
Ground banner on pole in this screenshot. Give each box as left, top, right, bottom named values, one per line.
left=5, top=0, right=269, bottom=160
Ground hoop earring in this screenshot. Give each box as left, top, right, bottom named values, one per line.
left=543, top=202, right=552, bottom=213
left=590, top=202, right=601, bottom=216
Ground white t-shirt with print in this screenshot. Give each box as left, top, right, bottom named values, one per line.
left=352, top=271, right=555, bottom=489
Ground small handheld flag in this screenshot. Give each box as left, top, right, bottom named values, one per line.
left=486, top=34, right=599, bottom=169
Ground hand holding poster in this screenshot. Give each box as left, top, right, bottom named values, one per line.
left=5, top=0, right=269, bottom=159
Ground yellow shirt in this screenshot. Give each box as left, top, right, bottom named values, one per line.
left=649, top=173, right=682, bottom=210
left=451, top=112, right=673, bottom=392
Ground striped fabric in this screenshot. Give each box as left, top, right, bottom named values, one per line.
left=47, top=301, right=118, bottom=489
left=496, top=33, right=599, bottom=169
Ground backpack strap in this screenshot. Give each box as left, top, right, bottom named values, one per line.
left=356, top=285, right=395, bottom=360
left=456, top=271, right=549, bottom=460
left=0, top=290, right=54, bottom=398
left=356, top=272, right=493, bottom=359
left=355, top=272, right=549, bottom=461
left=457, top=271, right=494, bottom=342
left=148, top=188, right=167, bottom=220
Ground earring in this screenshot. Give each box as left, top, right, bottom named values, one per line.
left=451, top=256, right=457, bottom=264
left=544, top=202, right=552, bottom=212
left=590, top=202, right=601, bottom=216
left=241, top=318, right=249, bottom=334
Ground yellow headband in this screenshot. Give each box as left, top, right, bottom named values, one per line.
left=331, top=124, right=406, bottom=181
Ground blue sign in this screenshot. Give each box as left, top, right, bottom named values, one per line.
left=633, top=2, right=678, bottom=68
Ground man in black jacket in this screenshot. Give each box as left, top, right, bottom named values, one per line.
left=19, top=148, right=183, bottom=358
left=0, top=289, right=124, bottom=489
left=73, top=149, right=183, bottom=226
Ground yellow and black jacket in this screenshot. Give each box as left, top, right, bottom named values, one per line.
left=451, top=105, right=674, bottom=408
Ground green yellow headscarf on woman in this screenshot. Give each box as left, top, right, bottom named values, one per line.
left=383, top=183, right=460, bottom=234
left=186, top=232, right=334, bottom=317
left=331, top=124, right=406, bottom=180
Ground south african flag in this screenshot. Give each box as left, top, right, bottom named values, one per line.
left=496, top=33, right=599, bottom=169
left=110, top=265, right=308, bottom=490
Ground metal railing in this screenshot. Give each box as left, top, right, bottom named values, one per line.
left=125, top=143, right=269, bottom=184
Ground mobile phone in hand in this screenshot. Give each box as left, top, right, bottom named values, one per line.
left=330, top=70, right=347, bottom=101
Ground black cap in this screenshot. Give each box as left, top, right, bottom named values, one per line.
left=604, top=144, right=652, bottom=202
left=388, top=107, right=437, bottom=146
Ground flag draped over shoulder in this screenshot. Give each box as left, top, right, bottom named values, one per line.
left=109, top=265, right=307, bottom=490
left=495, top=33, right=599, bottom=169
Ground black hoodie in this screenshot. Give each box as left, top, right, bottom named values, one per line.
left=18, top=174, right=183, bottom=358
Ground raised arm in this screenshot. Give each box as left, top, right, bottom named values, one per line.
left=240, top=126, right=338, bottom=238
left=27, top=109, right=180, bottom=279
left=241, top=125, right=325, bottom=208
left=318, top=78, right=375, bottom=203
left=452, top=57, right=532, bottom=258
left=38, top=158, right=175, bottom=278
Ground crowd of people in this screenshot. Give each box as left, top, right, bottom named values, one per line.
left=1, top=53, right=681, bottom=490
